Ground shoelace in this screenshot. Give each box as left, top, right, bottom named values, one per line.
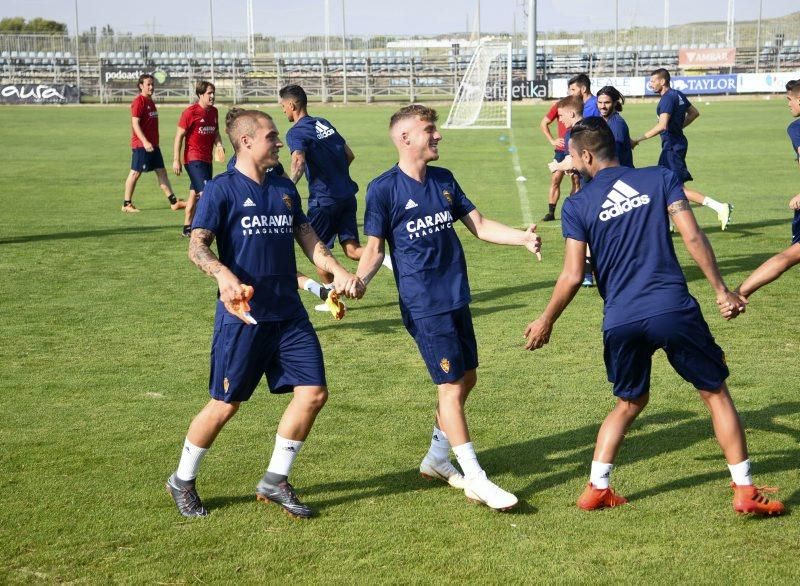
left=178, top=486, right=203, bottom=510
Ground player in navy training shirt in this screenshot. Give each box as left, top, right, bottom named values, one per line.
left=524, top=117, right=785, bottom=516
left=280, top=84, right=391, bottom=314
left=166, top=109, right=364, bottom=519
left=735, top=79, right=800, bottom=298
left=351, top=105, right=541, bottom=511
left=568, top=73, right=600, bottom=118
left=631, top=68, right=733, bottom=230
left=596, top=86, right=633, bottom=168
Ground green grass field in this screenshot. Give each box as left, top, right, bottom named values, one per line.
left=1, top=98, right=799, bottom=583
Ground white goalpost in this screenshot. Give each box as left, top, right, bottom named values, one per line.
left=443, top=40, right=512, bottom=129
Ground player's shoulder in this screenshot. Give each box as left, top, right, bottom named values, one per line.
left=367, top=166, right=402, bottom=193
left=269, top=173, right=297, bottom=192
left=426, top=165, right=456, bottom=182
left=788, top=118, right=800, bottom=133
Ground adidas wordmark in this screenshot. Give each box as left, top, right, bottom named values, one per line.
left=598, top=180, right=650, bottom=222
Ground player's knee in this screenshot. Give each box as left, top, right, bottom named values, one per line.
left=463, top=370, right=477, bottom=392
left=300, top=386, right=328, bottom=412
left=209, top=399, right=240, bottom=423
left=617, top=394, right=648, bottom=416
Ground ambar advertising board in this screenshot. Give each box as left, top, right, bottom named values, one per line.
left=679, top=47, right=737, bottom=68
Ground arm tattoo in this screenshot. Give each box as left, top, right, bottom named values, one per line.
left=298, top=222, right=314, bottom=235
left=189, top=228, right=224, bottom=277
left=667, top=200, right=691, bottom=217
left=314, top=242, right=335, bottom=273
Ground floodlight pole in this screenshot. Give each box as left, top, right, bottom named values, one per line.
left=755, top=0, right=762, bottom=73
left=341, top=0, right=347, bottom=104
left=613, top=0, right=618, bottom=78
left=726, top=0, right=735, bottom=47
left=325, top=0, right=331, bottom=55
left=209, top=0, right=215, bottom=82
left=526, top=0, right=537, bottom=81
left=663, top=0, right=669, bottom=47
left=73, top=0, right=81, bottom=99
left=247, top=0, right=255, bottom=57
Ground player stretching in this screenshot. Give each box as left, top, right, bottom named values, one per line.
left=524, top=118, right=784, bottom=516
left=631, top=68, right=733, bottom=230
left=166, top=109, right=363, bottom=519
left=122, top=74, right=185, bottom=213
left=352, top=105, right=541, bottom=511
left=172, top=80, right=225, bottom=237
left=735, top=79, right=800, bottom=298
left=280, top=84, right=390, bottom=313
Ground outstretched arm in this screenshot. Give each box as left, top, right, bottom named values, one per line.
left=632, top=112, right=669, bottom=147
left=460, top=209, right=541, bottom=260
left=524, top=238, right=585, bottom=350
left=354, top=236, right=387, bottom=288
left=670, top=200, right=746, bottom=319
left=294, top=222, right=364, bottom=298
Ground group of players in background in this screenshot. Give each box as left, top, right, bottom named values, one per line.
left=120, top=69, right=798, bottom=520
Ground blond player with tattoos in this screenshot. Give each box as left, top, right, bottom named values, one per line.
left=523, top=117, right=784, bottom=516
left=166, top=109, right=364, bottom=519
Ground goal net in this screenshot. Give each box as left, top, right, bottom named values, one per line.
left=443, top=41, right=512, bottom=129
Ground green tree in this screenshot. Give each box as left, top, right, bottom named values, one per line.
left=25, top=18, right=67, bottom=34
left=0, top=17, right=26, bottom=32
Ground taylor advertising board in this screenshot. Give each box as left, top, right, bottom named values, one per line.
left=644, top=75, right=737, bottom=95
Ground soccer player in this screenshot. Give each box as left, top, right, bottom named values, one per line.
left=596, top=85, right=633, bottom=168
left=523, top=117, right=785, bottom=516
left=631, top=68, right=733, bottom=230
left=351, top=105, right=542, bottom=511
left=568, top=73, right=600, bottom=118
left=735, top=79, right=800, bottom=298
left=172, top=80, right=225, bottom=237
left=122, top=74, right=185, bottom=213
left=165, top=109, right=364, bottom=519
left=539, top=99, right=579, bottom=221
left=279, top=84, right=390, bottom=313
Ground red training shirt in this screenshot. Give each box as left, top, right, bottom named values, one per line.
left=545, top=102, right=568, bottom=152
left=178, top=103, right=219, bottom=163
left=130, top=95, right=159, bottom=149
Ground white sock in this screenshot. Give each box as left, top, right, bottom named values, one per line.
left=728, top=459, right=752, bottom=486
left=702, top=196, right=725, bottom=214
left=452, top=441, right=483, bottom=479
left=426, top=426, right=450, bottom=462
left=590, top=461, right=613, bottom=490
left=382, top=255, right=393, bottom=270
left=303, top=278, right=324, bottom=300
left=267, top=434, right=304, bottom=477
left=176, top=438, right=208, bottom=482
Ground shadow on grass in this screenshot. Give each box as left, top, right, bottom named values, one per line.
left=0, top=224, right=176, bottom=245
left=700, top=216, right=790, bottom=238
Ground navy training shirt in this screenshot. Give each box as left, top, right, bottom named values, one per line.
left=192, top=167, right=308, bottom=323
left=561, top=165, right=696, bottom=330
left=788, top=118, right=800, bottom=159
left=285, top=116, right=358, bottom=206
left=363, top=165, right=476, bottom=319
left=657, top=88, right=692, bottom=150
left=606, top=113, right=634, bottom=168
left=583, top=95, right=601, bottom=118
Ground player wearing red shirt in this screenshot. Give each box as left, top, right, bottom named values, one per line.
left=122, top=74, right=185, bottom=213
left=172, top=81, right=225, bottom=236
left=539, top=100, right=579, bottom=221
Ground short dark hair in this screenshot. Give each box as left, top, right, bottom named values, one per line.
left=596, top=85, right=625, bottom=113
left=389, top=104, right=438, bottom=129
left=651, top=68, right=671, bottom=84
left=225, top=107, right=273, bottom=152
left=569, top=116, right=617, bottom=162
left=786, top=79, right=800, bottom=95
left=137, top=73, right=154, bottom=89
left=195, top=80, right=215, bottom=97
left=567, top=73, right=591, bottom=92
left=279, top=84, right=308, bottom=108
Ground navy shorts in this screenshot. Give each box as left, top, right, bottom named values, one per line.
left=209, top=313, right=326, bottom=402
left=792, top=210, right=800, bottom=245
left=402, top=306, right=479, bottom=385
left=553, top=149, right=567, bottom=163
left=658, top=147, right=693, bottom=183
left=603, top=306, right=728, bottom=400
left=307, top=197, right=360, bottom=249
left=131, top=147, right=165, bottom=172
left=185, top=161, right=212, bottom=193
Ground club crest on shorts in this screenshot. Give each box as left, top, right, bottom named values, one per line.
left=443, top=189, right=453, bottom=205
left=223, top=377, right=230, bottom=392
left=440, top=358, right=451, bottom=373
left=282, top=194, right=293, bottom=211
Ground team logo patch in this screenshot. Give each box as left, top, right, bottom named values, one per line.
left=440, top=358, right=451, bottom=373
left=282, top=194, right=293, bottom=211
left=443, top=190, right=453, bottom=205
left=223, top=377, right=230, bottom=392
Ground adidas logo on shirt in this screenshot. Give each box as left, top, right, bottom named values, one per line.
left=598, top=180, right=650, bottom=222
left=315, top=120, right=335, bottom=139
left=243, top=197, right=256, bottom=207
left=405, top=199, right=418, bottom=210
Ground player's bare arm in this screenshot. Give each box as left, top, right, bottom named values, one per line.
left=683, top=105, right=700, bottom=128
left=633, top=112, right=669, bottom=147
left=669, top=201, right=746, bottom=319
left=524, top=238, right=585, bottom=350
left=461, top=209, right=542, bottom=259
left=344, top=144, right=355, bottom=166
left=295, top=222, right=364, bottom=298
left=172, top=126, right=186, bottom=175
left=189, top=228, right=244, bottom=304
left=790, top=193, right=800, bottom=210
left=539, top=114, right=564, bottom=149
left=214, top=131, right=225, bottom=163
left=354, top=236, right=387, bottom=287
left=290, top=150, right=306, bottom=184
left=131, top=117, right=152, bottom=151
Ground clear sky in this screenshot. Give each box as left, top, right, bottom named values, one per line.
left=4, top=0, right=798, bottom=38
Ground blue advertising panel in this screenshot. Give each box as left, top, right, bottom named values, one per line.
left=644, top=75, right=737, bottom=96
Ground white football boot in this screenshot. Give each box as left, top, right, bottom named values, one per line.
left=463, top=472, right=518, bottom=511
left=419, top=455, right=467, bottom=489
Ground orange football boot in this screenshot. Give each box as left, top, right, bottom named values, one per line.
left=577, top=483, right=628, bottom=511
left=731, top=483, right=785, bottom=516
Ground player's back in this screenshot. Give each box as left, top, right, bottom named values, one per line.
left=561, top=165, right=694, bottom=330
